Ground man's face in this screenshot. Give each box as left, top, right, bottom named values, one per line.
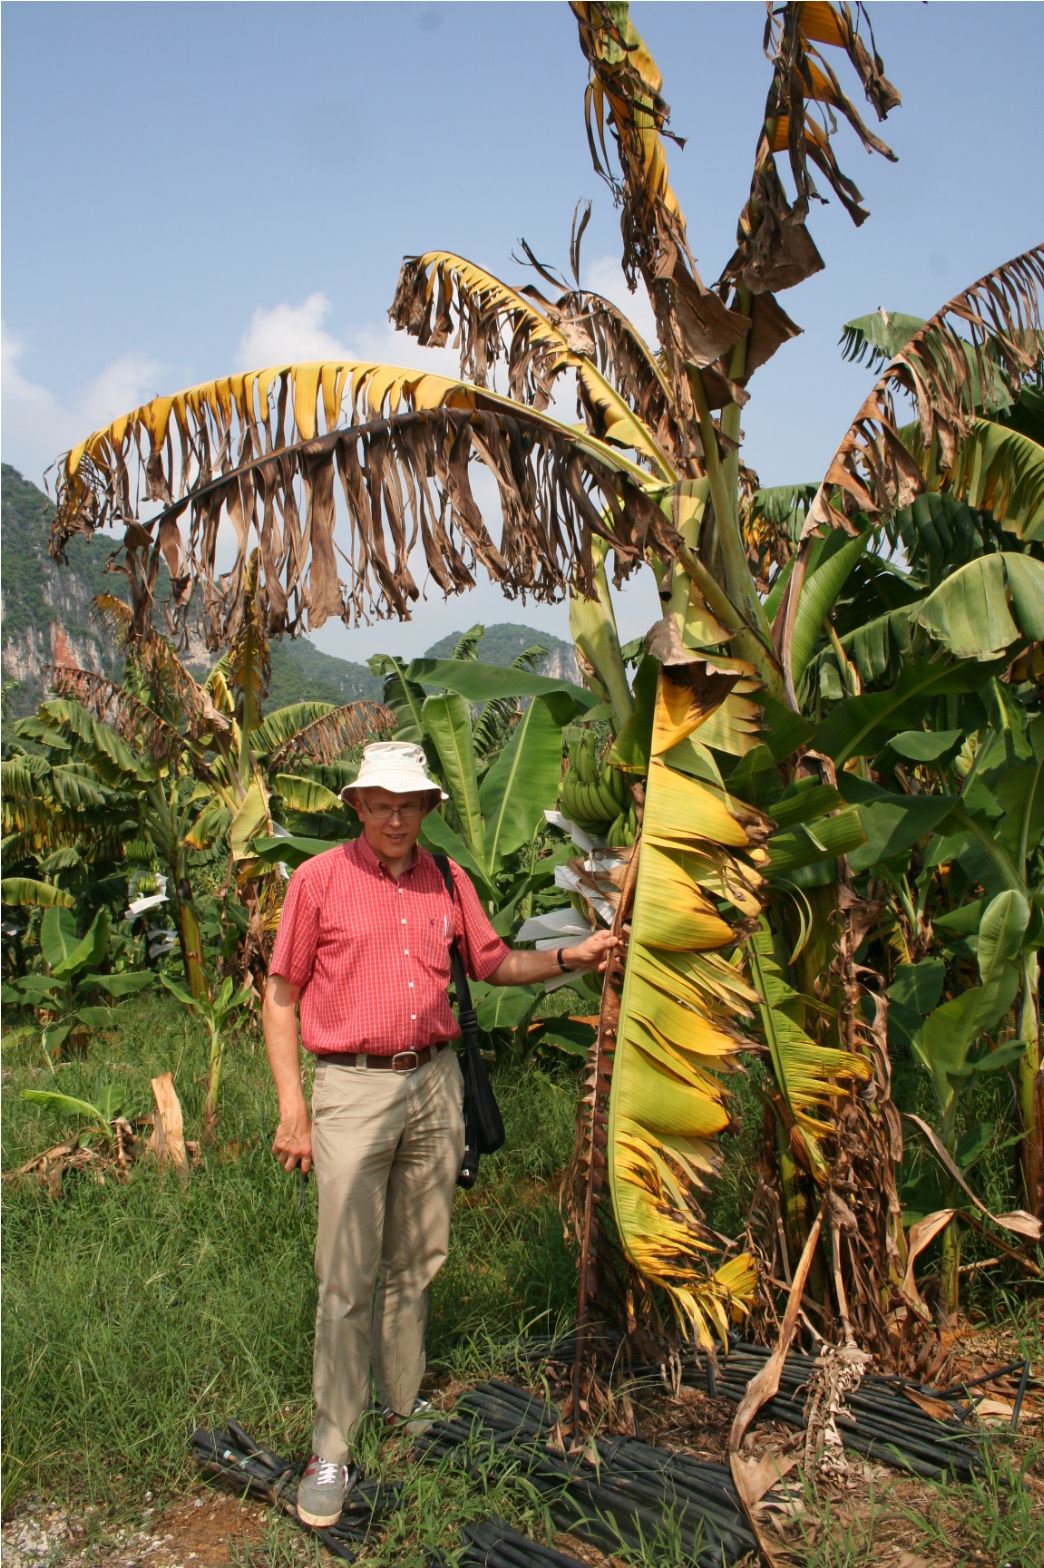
left=353, top=787, right=433, bottom=862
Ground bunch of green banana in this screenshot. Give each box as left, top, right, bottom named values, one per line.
left=605, top=800, right=639, bottom=846
left=561, top=732, right=630, bottom=829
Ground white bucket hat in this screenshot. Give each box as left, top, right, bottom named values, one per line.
left=340, top=741, right=448, bottom=803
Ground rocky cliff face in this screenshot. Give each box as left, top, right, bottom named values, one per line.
left=538, top=641, right=581, bottom=684
left=1, top=465, right=121, bottom=727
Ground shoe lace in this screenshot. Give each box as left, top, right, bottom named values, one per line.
left=311, top=1457, right=344, bottom=1487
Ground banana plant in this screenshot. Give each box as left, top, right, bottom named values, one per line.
left=159, top=972, right=253, bottom=1138
left=1, top=907, right=153, bottom=1056
left=40, top=2, right=1043, bottom=1363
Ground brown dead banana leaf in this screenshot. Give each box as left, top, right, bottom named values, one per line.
left=150, top=1072, right=189, bottom=1183
left=724, top=2, right=898, bottom=299
left=774, top=245, right=1044, bottom=694
left=902, top=1388, right=961, bottom=1422
left=729, top=1201, right=826, bottom=1566
left=901, top=1208, right=956, bottom=1313
left=53, top=384, right=673, bottom=651
left=732, top=1448, right=799, bottom=1512
left=800, top=245, right=1044, bottom=541
left=570, top=0, right=749, bottom=409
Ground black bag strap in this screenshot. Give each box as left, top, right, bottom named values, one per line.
left=432, top=853, right=480, bottom=1048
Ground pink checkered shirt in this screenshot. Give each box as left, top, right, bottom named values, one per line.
left=269, top=835, right=510, bottom=1055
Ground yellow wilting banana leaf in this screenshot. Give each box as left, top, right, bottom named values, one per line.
left=606, top=654, right=771, bottom=1345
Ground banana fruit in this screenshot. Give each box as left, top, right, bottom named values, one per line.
left=561, top=732, right=631, bottom=834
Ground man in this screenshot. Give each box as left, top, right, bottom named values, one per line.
left=262, top=740, right=618, bottom=1528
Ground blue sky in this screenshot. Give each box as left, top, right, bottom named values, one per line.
left=3, top=1, right=1042, bottom=659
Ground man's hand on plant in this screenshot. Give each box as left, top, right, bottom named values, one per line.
left=562, top=929, right=623, bottom=974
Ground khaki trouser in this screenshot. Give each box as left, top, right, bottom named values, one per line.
left=309, top=1047, right=464, bottom=1464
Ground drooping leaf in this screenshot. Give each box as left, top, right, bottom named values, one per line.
left=407, top=658, right=593, bottom=725
left=89, top=972, right=155, bottom=999
left=747, top=923, right=871, bottom=1180
left=52, top=362, right=671, bottom=648
left=229, top=777, right=272, bottom=862
left=0, top=878, right=75, bottom=910
left=21, top=1090, right=112, bottom=1127
left=272, top=774, right=344, bottom=815
left=803, top=247, right=1044, bottom=538
left=913, top=553, right=1044, bottom=659
left=605, top=659, right=766, bottom=1344
left=390, top=251, right=676, bottom=474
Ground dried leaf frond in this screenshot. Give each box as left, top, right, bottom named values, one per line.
left=390, top=252, right=675, bottom=474
left=806, top=246, right=1044, bottom=539
left=47, top=669, right=184, bottom=766
left=52, top=362, right=671, bottom=649
left=774, top=247, right=1044, bottom=691
left=571, top=0, right=750, bottom=447
left=263, top=699, right=395, bottom=769
left=723, top=2, right=900, bottom=301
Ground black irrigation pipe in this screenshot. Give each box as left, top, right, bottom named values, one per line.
left=708, top=1372, right=982, bottom=1455
left=416, top=1383, right=758, bottom=1567
left=188, top=1422, right=398, bottom=1562
left=461, top=1518, right=590, bottom=1568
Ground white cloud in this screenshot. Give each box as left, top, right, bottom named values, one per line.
left=234, top=292, right=465, bottom=384
left=235, top=293, right=352, bottom=366
left=1, top=322, right=163, bottom=489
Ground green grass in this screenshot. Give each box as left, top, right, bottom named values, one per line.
left=1, top=994, right=579, bottom=1516
left=4, top=992, right=1041, bottom=1568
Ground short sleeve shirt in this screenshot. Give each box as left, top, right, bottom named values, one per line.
left=269, top=835, right=510, bottom=1055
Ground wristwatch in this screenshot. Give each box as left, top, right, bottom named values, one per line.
left=556, top=947, right=571, bottom=973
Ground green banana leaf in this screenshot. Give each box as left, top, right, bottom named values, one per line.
left=814, top=658, right=1004, bottom=765
left=418, top=812, right=494, bottom=902
left=789, top=529, right=871, bottom=685
left=407, top=658, right=594, bottom=724
left=480, top=697, right=563, bottom=869
left=914, top=553, right=1044, bottom=659
left=230, top=777, right=271, bottom=861
left=421, top=694, right=487, bottom=873
left=252, top=832, right=338, bottom=869
left=568, top=537, right=634, bottom=731
left=272, top=774, right=345, bottom=814
left=0, top=878, right=75, bottom=910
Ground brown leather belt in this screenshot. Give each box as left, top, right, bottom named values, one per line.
left=317, top=1042, right=449, bottom=1073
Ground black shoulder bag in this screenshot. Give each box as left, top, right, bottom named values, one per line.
left=433, top=853, right=506, bottom=1189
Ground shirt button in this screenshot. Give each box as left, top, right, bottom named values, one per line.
left=411, top=1014, right=416, bottom=1021
left=408, top=981, right=414, bottom=988
left=404, top=949, right=409, bottom=956
left=401, top=918, right=406, bottom=925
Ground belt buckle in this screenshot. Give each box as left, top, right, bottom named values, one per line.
left=391, top=1050, right=420, bottom=1073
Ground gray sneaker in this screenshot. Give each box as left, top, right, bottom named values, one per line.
left=296, top=1454, right=351, bottom=1528
left=382, top=1396, right=435, bottom=1432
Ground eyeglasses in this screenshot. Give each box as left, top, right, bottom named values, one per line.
left=361, top=801, right=426, bottom=823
